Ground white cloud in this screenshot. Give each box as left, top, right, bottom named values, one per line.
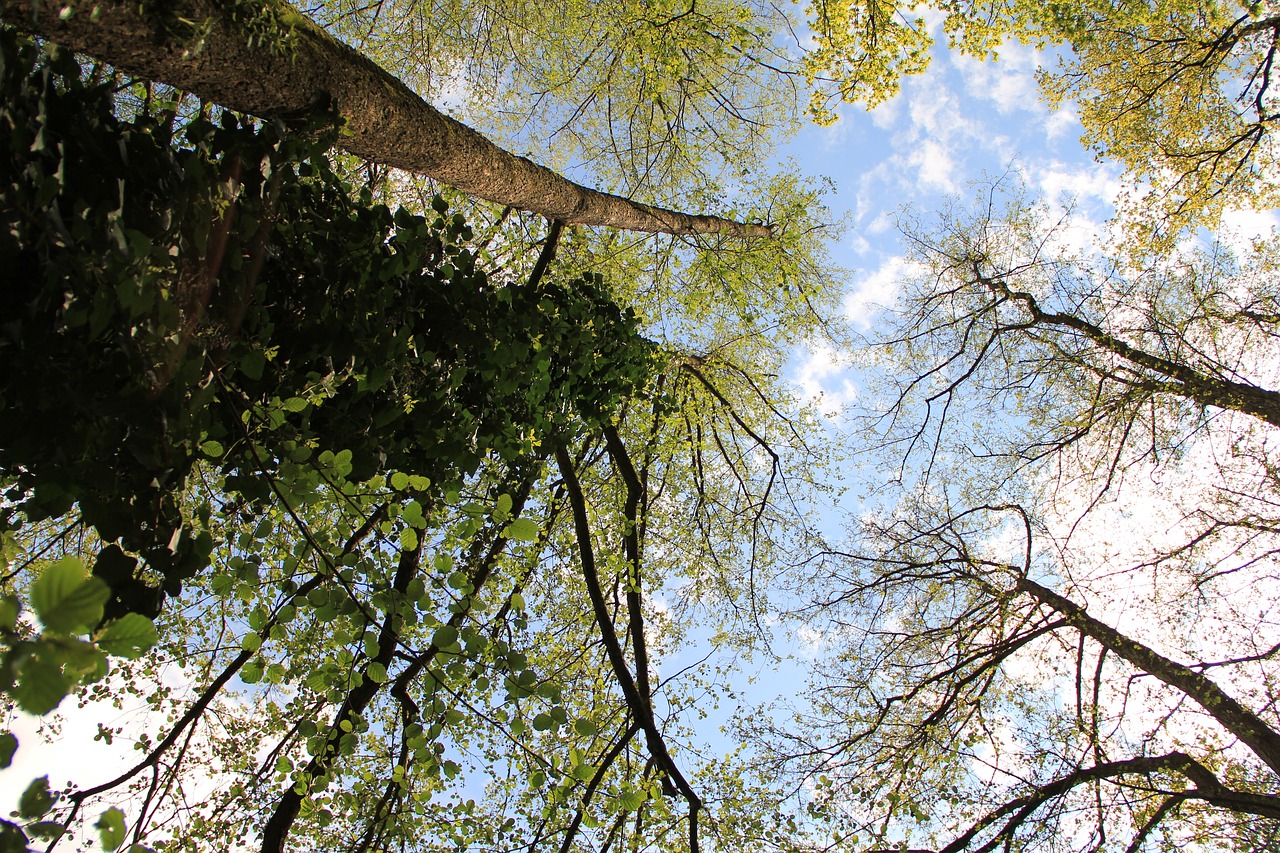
left=908, top=139, right=959, bottom=193
left=844, top=255, right=919, bottom=328
left=1045, top=104, right=1081, bottom=142
left=869, top=97, right=902, bottom=130
left=1219, top=206, right=1280, bottom=251
left=792, top=344, right=859, bottom=416
left=952, top=42, right=1043, bottom=115
left=1036, top=163, right=1123, bottom=211
left=906, top=81, right=976, bottom=144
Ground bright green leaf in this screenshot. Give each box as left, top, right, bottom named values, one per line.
left=96, top=614, right=158, bottom=659
left=30, top=556, right=109, bottom=634
left=502, top=518, right=539, bottom=542
left=95, top=807, right=126, bottom=851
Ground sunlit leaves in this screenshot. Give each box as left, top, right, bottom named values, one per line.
left=96, top=614, right=159, bottom=659
left=29, top=556, right=108, bottom=635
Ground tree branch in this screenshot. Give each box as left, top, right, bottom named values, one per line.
left=0, top=0, right=773, bottom=238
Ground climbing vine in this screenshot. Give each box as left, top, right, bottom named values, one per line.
left=0, top=28, right=658, bottom=615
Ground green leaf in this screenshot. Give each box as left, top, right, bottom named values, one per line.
left=0, top=733, right=17, bottom=769
left=239, top=350, right=265, bottom=380
left=366, top=662, right=388, bottom=684
left=531, top=713, right=554, bottom=731
left=96, top=614, right=158, bottom=659
left=494, top=493, right=513, bottom=522
left=240, top=662, right=263, bottom=685
left=0, top=820, right=29, bottom=853
left=30, top=557, right=108, bottom=634
left=616, top=790, right=645, bottom=812
left=0, top=596, right=19, bottom=632
left=12, top=656, right=71, bottom=715
left=18, top=776, right=54, bottom=819
left=26, top=820, right=64, bottom=841
left=502, top=518, right=539, bottom=542
left=402, top=501, right=426, bottom=529
left=432, top=625, right=458, bottom=649
left=56, top=639, right=105, bottom=678
left=572, top=719, right=598, bottom=737
left=95, top=807, right=126, bottom=851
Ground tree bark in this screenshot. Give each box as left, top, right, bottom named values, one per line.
left=978, top=268, right=1280, bottom=427
left=0, top=0, right=772, bottom=238
left=1017, top=576, right=1280, bottom=778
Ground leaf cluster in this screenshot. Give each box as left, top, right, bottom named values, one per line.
left=0, top=29, right=657, bottom=616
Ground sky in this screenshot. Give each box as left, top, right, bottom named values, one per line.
left=784, top=37, right=1122, bottom=410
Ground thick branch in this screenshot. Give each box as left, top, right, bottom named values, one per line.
left=1017, top=575, right=1280, bottom=777
left=940, top=751, right=1280, bottom=853
left=0, top=0, right=772, bottom=238
left=981, top=269, right=1280, bottom=427
left=554, top=442, right=703, bottom=853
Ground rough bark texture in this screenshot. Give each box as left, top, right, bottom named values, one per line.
left=980, top=269, right=1280, bottom=427
left=0, top=0, right=772, bottom=238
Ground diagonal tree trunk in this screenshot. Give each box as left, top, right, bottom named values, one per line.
left=0, top=0, right=772, bottom=238
left=1016, top=575, right=1280, bottom=778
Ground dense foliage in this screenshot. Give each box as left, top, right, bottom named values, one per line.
left=0, top=29, right=656, bottom=613
left=0, top=28, right=685, bottom=852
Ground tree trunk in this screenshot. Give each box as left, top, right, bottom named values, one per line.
left=1017, top=576, right=1280, bottom=778
left=0, top=0, right=772, bottom=238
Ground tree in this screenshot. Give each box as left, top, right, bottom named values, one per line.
left=771, top=500, right=1280, bottom=852
left=0, top=0, right=773, bottom=237
left=752, top=174, right=1280, bottom=851
left=1036, top=0, right=1280, bottom=239
left=0, top=11, right=840, bottom=852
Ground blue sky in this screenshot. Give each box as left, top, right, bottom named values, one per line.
left=783, top=36, right=1125, bottom=413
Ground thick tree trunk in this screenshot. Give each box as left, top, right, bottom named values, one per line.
left=0, top=0, right=771, bottom=238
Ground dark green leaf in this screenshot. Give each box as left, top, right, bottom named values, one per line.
left=17, top=776, right=54, bottom=820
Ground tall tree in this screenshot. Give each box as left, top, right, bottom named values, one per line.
left=756, top=178, right=1280, bottom=851
left=0, top=14, right=838, bottom=852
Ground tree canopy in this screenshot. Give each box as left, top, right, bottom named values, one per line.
left=3, top=1, right=1280, bottom=853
